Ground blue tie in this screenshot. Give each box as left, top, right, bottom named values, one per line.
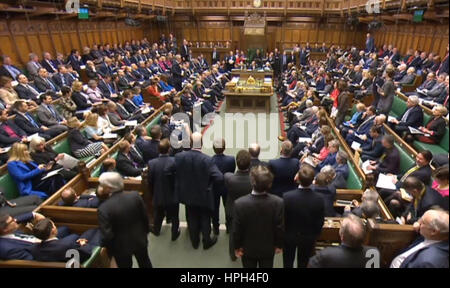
left=46, top=78, right=56, bottom=91
left=48, top=105, right=58, bottom=120
left=6, top=65, right=20, bottom=79
left=26, top=113, right=39, bottom=128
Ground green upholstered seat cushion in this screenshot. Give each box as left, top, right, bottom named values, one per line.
left=0, top=173, right=20, bottom=200
left=81, top=246, right=101, bottom=268
left=390, top=95, right=407, bottom=118
left=52, top=138, right=71, bottom=155
left=395, top=143, right=416, bottom=175
left=145, top=114, right=162, bottom=135
left=347, top=162, right=363, bottom=190
left=413, top=141, right=448, bottom=155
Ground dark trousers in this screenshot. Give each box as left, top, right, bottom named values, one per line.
left=185, top=205, right=213, bottom=247
left=212, top=190, right=227, bottom=230
left=153, top=204, right=179, bottom=237
left=32, top=173, right=65, bottom=197
left=114, top=247, right=153, bottom=268
left=283, top=236, right=317, bottom=268
left=227, top=215, right=235, bottom=260
left=242, top=256, right=274, bottom=268
left=0, top=195, right=42, bottom=217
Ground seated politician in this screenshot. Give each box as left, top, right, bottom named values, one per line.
left=58, top=187, right=100, bottom=208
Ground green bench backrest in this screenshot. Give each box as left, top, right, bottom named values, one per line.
left=52, top=138, right=71, bottom=154
left=145, top=114, right=162, bottom=135
left=347, top=162, right=363, bottom=190
left=395, top=143, right=415, bottom=175
left=391, top=95, right=407, bottom=118
left=90, top=151, right=119, bottom=178
left=0, top=173, right=20, bottom=200
left=440, top=127, right=449, bottom=151
left=423, top=113, right=431, bottom=126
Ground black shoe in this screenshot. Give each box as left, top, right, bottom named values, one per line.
left=150, top=226, right=160, bottom=236
left=213, top=226, right=220, bottom=236
left=230, top=255, right=237, bottom=261
left=171, top=229, right=181, bottom=241
left=203, top=236, right=218, bottom=250
left=192, top=241, right=200, bottom=249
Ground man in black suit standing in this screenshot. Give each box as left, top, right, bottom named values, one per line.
left=211, top=138, right=236, bottom=236
left=97, top=172, right=152, bottom=268
left=212, top=47, right=220, bottom=64
left=171, top=55, right=183, bottom=91
left=224, top=150, right=252, bottom=261
left=136, top=125, right=160, bottom=163
left=283, top=164, right=324, bottom=268
left=148, top=139, right=180, bottom=241
left=248, top=143, right=268, bottom=168
left=233, top=165, right=284, bottom=268
left=174, top=132, right=223, bottom=249
left=268, top=140, right=299, bottom=197
left=308, top=214, right=379, bottom=268
left=181, top=39, right=190, bottom=62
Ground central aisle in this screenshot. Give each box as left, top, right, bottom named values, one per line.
left=141, top=93, right=284, bottom=268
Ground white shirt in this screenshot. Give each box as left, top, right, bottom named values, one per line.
left=390, top=239, right=439, bottom=268
left=251, top=190, right=267, bottom=196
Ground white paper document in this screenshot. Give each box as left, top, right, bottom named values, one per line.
left=41, top=168, right=63, bottom=181
left=298, top=137, right=312, bottom=143
left=103, top=133, right=118, bottom=139
left=376, top=173, right=397, bottom=190
left=27, top=133, right=39, bottom=142
left=361, top=160, right=373, bottom=174
left=388, top=116, right=397, bottom=123
left=56, top=153, right=79, bottom=170
left=408, top=126, right=424, bottom=135
left=351, top=141, right=361, bottom=150
left=0, top=147, right=11, bottom=154
left=125, top=120, right=138, bottom=126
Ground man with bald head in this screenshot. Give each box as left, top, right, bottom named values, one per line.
left=391, top=209, right=449, bottom=268
left=268, top=140, right=299, bottom=197
left=59, top=187, right=99, bottom=208
left=249, top=143, right=268, bottom=168
left=308, top=214, right=379, bottom=268
left=174, top=132, right=223, bottom=249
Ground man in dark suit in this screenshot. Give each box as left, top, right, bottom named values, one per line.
left=366, top=135, right=400, bottom=175
left=171, top=55, right=183, bottom=91
left=365, top=33, right=375, bottom=53
left=268, top=140, right=299, bottom=197
left=344, top=106, right=376, bottom=144
left=180, top=39, right=190, bottom=61
left=312, top=172, right=337, bottom=217
left=41, top=52, right=58, bottom=74
left=212, top=47, right=220, bottom=64
left=14, top=74, right=40, bottom=103
left=148, top=139, right=180, bottom=241
left=34, top=68, right=60, bottom=94
left=211, top=138, right=236, bottom=235
left=0, top=108, right=27, bottom=148
left=0, top=56, right=22, bottom=80
left=359, top=126, right=384, bottom=162
left=308, top=214, right=379, bottom=268
left=389, top=47, right=401, bottom=67
left=136, top=125, right=160, bottom=163
left=97, top=75, right=117, bottom=99
left=97, top=172, right=152, bottom=268
left=224, top=150, right=252, bottom=260
left=0, top=211, right=64, bottom=260
left=115, top=96, right=145, bottom=123
left=174, top=132, right=223, bottom=249
left=388, top=95, right=423, bottom=136
left=232, top=165, right=284, bottom=268
left=30, top=218, right=100, bottom=262
left=283, top=165, right=324, bottom=268
left=390, top=209, right=449, bottom=268
left=116, top=140, right=143, bottom=177
left=248, top=143, right=268, bottom=168
left=59, top=188, right=99, bottom=208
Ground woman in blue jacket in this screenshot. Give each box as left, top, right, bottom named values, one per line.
left=7, top=142, right=64, bottom=199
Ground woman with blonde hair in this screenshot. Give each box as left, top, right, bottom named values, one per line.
left=7, top=142, right=65, bottom=198
left=71, top=80, right=92, bottom=110
left=84, top=112, right=105, bottom=142
left=0, top=76, right=37, bottom=109
left=67, top=116, right=108, bottom=159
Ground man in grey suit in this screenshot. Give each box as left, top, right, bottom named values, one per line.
left=36, top=94, right=67, bottom=130
left=224, top=150, right=253, bottom=261
left=395, top=67, right=416, bottom=88
left=26, top=53, right=43, bottom=80
left=421, top=73, right=448, bottom=99
left=106, top=101, right=125, bottom=126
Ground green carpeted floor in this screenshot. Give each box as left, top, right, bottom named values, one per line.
left=134, top=93, right=284, bottom=268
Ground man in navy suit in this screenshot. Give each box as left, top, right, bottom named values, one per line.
left=0, top=56, right=22, bottom=80
left=365, top=33, right=375, bottom=53
left=30, top=218, right=100, bottom=262
left=391, top=209, right=449, bottom=268
left=0, top=212, right=69, bottom=260
left=135, top=125, right=160, bottom=163
left=268, top=141, right=299, bottom=197
left=174, top=132, right=223, bottom=249
left=388, top=95, right=423, bottom=136
left=249, top=143, right=268, bottom=168
left=58, top=187, right=100, bottom=208
left=316, top=139, right=340, bottom=172
left=342, top=105, right=376, bottom=142
left=148, top=139, right=180, bottom=241
left=211, top=138, right=236, bottom=235
left=283, top=164, right=324, bottom=268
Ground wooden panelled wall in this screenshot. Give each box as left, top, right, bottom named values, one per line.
left=373, top=24, right=449, bottom=58
left=0, top=19, right=154, bottom=66
left=174, top=21, right=366, bottom=52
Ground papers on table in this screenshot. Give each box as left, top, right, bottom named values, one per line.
left=361, top=160, right=373, bottom=175
left=140, top=107, right=152, bottom=114
left=354, top=133, right=366, bottom=141
left=41, top=168, right=63, bottom=181
left=388, top=116, right=397, bottom=123
left=27, top=133, right=39, bottom=142
left=416, top=88, right=427, bottom=95
left=125, top=120, right=138, bottom=127
left=103, top=133, right=118, bottom=139
left=408, top=126, right=424, bottom=135
left=421, top=99, right=439, bottom=107
left=335, top=200, right=355, bottom=207
left=298, top=137, right=312, bottom=143
left=351, top=141, right=361, bottom=150
left=376, top=173, right=397, bottom=190
left=56, top=153, right=79, bottom=170
left=0, top=147, right=11, bottom=154
left=111, top=126, right=126, bottom=132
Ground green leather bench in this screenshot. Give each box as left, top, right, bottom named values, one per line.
left=389, top=95, right=408, bottom=119
left=0, top=173, right=20, bottom=200
left=51, top=134, right=95, bottom=164
left=395, top=143, right=416, bottom=175
left=413, top=126, right=449, bottom=155
left=347, top=161, right=363, bottom=190
left=81, top=246, right=102, bottom=268
left=90, top=151, right=119, bottom=178
left=145, top=113, right=162, bottom=135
